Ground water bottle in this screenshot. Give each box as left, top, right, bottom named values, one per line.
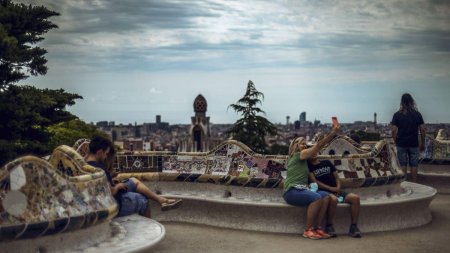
left=309, top=182, right=318, bottom=192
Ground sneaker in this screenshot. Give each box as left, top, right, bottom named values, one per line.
left=161, top=199, right=183, bottom=211
left=315, top=228, right=331, bottom=239
left=325, top=224, right=337, bottom=238
left=349, top=224, right=362, bottom=238
left=302, top=228, right=322, bottom=240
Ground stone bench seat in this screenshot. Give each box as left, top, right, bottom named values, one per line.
left=144, top=180, right=436, bottom=235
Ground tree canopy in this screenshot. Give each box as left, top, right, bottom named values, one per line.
left=227, top=80, right=277, bottom=153
left=47, top=119, right=110, bottom=152
left=0, top=0, right=59, bottom=88
left=0, top=85, right=82, bottom=165
left=0, top=1, right=86, bottom=166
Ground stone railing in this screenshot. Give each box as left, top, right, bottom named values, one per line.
left=0, top=145, right=117, bottom=241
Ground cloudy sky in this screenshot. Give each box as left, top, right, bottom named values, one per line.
left=18, top=0, right=450, bottom=124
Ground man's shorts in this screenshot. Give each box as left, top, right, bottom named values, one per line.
left=117, top=178, right=149, bottom=217
left=396, top=146, right=419, bottom=167
left=319, top=190, right=349, bottom=201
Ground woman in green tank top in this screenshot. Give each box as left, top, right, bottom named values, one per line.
left=283, top=125, right=339, bottom=239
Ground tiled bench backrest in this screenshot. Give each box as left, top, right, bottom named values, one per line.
left=0, top=145, right=117, bottom=241
left=115, top=138, right=404, bottom=188
left=420, top=129, right=450, bottom=161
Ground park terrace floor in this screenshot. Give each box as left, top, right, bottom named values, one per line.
left=152, top=193, right=450, bottom=253
left=150, top=163, right=450, bottom=253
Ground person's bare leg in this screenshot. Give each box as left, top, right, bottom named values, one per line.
left=306, top=199, right=322, bottom=229
left=130, top=178, right=166, bottom=204
left=143, top=204, right=152, bottom=218
left=327, top=195, right=338, bottom=224
left=410, top=167, right=418, bottom=182
left=345, top=193, right=360, bottom=224
left=316, top=196, right=329, bottom=227
left=401, top=166, right=408, bottom=181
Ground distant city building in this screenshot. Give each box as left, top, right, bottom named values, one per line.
left=300, top=112, right=306, bottom=122
left=96, top=121, right=108, bottom=128
left=374, top=112, right=377, bottom=128
left=294, top=120, right=300, bottom=130
left=123, top=138, right=143, bottom=151
left=176, top=94, right=223, bottom=152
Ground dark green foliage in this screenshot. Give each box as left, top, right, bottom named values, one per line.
left=0, top=0, right=59, bottom=88
left=0, top=1, right=84, bottom=166
left=0, top=85, right=82, bottom=166
left=47, top=119, right=109, bottom=152
left=269, top=144, right=289, bottom=155
left=355, top=130, right=381, bottom=142
left=227, top=80, right=277, bottom=153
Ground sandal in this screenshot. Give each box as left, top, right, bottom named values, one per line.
left=161, top=198, right=183, bottom=211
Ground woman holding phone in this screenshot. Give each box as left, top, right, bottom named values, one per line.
left=283, top=122, right=340, bottom=239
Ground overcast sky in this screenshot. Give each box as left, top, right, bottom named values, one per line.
left=18, top=0, right=450, bottom=124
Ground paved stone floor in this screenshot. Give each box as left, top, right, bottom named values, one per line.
left=151, top=193, right=450, bottom=253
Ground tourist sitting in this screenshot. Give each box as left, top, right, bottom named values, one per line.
left=283, top=124, right=339, bottom=240
left=307, top=155, right=362, bottom=238
left=86, top=136, right=182, bottom=218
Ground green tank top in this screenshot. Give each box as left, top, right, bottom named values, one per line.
left=283, top=152, right=309, bottom=194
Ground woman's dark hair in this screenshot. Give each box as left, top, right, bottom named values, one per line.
left=400, top=93, right=417, bottom=113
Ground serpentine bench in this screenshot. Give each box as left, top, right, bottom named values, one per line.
left=0, top=145, right=164, bottom=253
left=421, top=129, right=450, bottom=163
left=110, top=137, right=436, bottom=234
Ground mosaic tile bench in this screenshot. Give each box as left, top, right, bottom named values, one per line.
left=0, top=145, right=165, bottom=252
left=420, top=129, right=450, bottom=163
left=107, top=137, right=436, bottom=234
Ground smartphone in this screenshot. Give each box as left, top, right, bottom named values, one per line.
left=332, top=116, right=339, bottom=127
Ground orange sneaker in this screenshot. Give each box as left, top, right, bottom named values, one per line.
left=315, top=228, right=331, bottom=239
left=302, top=228, right=322, bottom=240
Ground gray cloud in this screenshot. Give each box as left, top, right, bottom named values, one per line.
left=14, top=0, right=450, bottom=123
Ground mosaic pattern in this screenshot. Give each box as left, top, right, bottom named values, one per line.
left=419, top=129, right=450, bottom=161
left=0, top=145, right=118, bottom=241
left=114, top=139, right=404, bottom=189
left=73, top=139, right=90, bottom=159
left=318, top=135, right=369, bottom=156
left=432, top=129, right=450, bottom=160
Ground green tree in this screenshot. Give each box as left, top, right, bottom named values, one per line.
left=0, top=85, right=82, bottom=165
left=47, top=119, right=109, bottom=152
left=0, top=1, right=84, bottom=166
left=269, top=144, right=289, bottom=155
left=227, top=80, right=277, bottom=153
left=0, top=0, right=59, bottom=88
left=355, top=130, right=381, bottom=142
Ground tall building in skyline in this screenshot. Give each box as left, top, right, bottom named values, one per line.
left=178, top=94, right=218, bottom=152
left=300, top=112, right=306, bottom=122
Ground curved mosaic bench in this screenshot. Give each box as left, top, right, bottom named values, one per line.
left=111, top=139, right=436, bottom=234
left=115, top=138, right=405, bottom=188
left=0, top=145, right=118, bottom=242
left=420, top=129, right=450, bottom=162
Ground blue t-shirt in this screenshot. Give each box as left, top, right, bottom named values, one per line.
left=391, top=110, right=424, bottom=147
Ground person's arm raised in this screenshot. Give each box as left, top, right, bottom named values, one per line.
left=300, top=125, right=340, bottom=160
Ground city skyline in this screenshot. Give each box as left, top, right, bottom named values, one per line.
left=18, top=0, right=450, bottom=124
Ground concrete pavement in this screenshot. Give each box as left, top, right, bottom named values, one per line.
left=151, top=194, right=450, bottom=253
